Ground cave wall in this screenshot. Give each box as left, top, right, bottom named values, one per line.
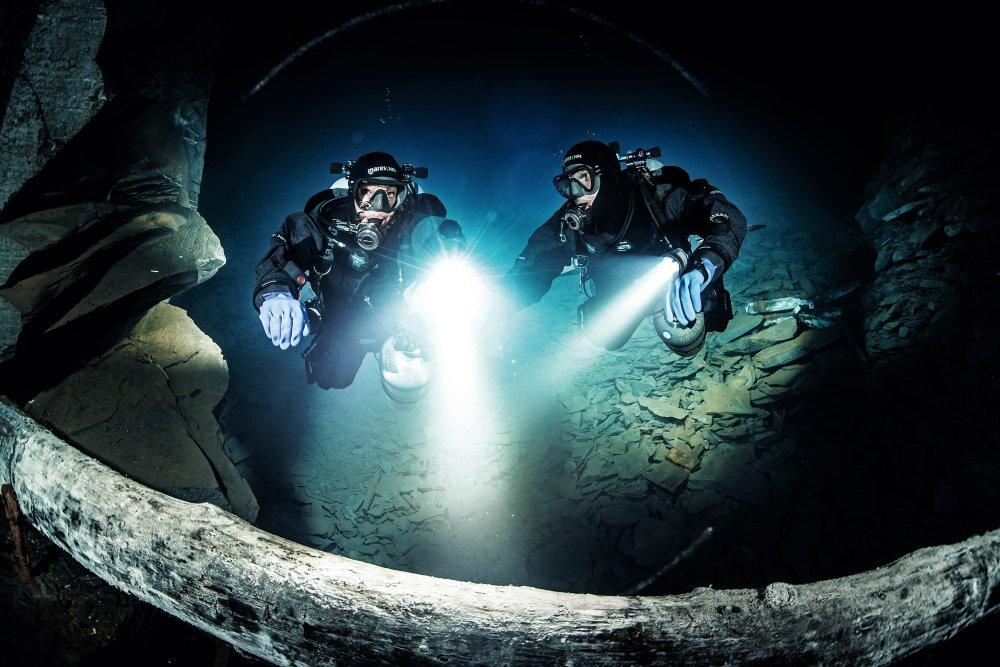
left=857, top=113, right=999, bottom=379
left=0, top=0, right=255, bottom=521
left=0, top=0, right=107, bottom=213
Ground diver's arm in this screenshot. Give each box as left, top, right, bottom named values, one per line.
left=681, top=179, right=748, bottom=277
left=252, top=213, right=314, bottom=311
left=254, top=213, right=317, bottom=349
left=501, top=209, right=573, bottom=312
left=436, top=218, right=465, bottom=252
left=659, top=180, right=746, bottom=325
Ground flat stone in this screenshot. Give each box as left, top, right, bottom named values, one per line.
left=882, top=201, right=922, bottom=222
left=701, top=383, right=754, bottom=416
left=578, top=456, right=614, bottom=487
left=688, top=446, right=768, bottom=504
left=613, top=445, right=651, bottom=480
left=600, top=503, right=640, bottom=526
left=645, top=461, right=690, bottom=493
left=724, top=318, right=798, bottom=355
left=637, top=396, right=687, bottom=421
left=760, top=363, right=809, bottom=388
left=713, top=314, right=765, bottom=345
left=26, top=303, right=257, bottom=520
left=745, top=296, right=814, bottom=315
left=407, top=501, right=445, bottom=524
left=754, top=328, right=840, bottom=370
left=667, top=442, right=701, bottom=471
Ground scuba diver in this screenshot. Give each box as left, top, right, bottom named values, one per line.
left=503, top=140, right=747, bottom=355
left=253, top=151, right=464, bottom=397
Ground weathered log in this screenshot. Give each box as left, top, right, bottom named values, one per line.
left=1, top=398, right=998, bottom=665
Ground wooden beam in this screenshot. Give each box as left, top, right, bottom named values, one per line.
left=2, top=398, right=998, bottom=665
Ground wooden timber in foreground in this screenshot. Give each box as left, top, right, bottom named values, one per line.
left=1, top=398, right=998, bottom=665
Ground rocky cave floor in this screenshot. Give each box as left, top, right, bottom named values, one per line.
left=193, top=201, right=1000, bottom=597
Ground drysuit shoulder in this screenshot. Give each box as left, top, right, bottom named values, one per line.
left=649, top=166, right=692, bottom=188
left=687, top=178, right=724, bottom=197
left=409, top=193, right=447, bottom=220
left=303, top=188, right=350, bottom=217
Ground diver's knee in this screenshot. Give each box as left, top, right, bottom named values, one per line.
left=321, top=372, right=357, bottom=390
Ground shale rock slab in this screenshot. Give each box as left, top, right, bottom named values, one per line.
left=26, top=302, right=257, bottom=521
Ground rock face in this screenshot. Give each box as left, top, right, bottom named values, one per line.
left=26, top=303, right=257, bottom=520
left=0, top=0, right=108, bottom=211
left=0, top=5, right=253, bottom=521
left=0, top=3, right=219, bottom=397
left=0, top=201, right=224, bottom=392
left=856, top=116, right=1000, bottom=367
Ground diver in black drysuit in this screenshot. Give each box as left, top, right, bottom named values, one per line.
left=252, top=151, right=464, bottom=389
left=503, top=140, right=747, bottom=353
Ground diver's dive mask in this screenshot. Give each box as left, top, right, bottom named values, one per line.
left=357, top=186, right=398, bottom=213
left=352, top=183, right=401, bottom=251
left=553, top=165, right=601, bottom=199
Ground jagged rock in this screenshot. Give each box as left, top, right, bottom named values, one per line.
left=0, top=1, right=217, bottom=390
left=0, top=0, right=107, bottom=211
left=3, top=206, right=223, bottom=327
left=857, top=117, right=999, bottom=365
left=25, top=303, right=257, bottom=521
left=0, top=162, right=30, bottom=359
left=0, top=202, right=224, bottom=395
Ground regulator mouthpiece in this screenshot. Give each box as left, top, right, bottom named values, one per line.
left=355, top=221, right=383, bottom=251
left=561, top=206, right=591, bottom=231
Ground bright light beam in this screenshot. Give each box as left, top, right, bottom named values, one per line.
left=545, top=254, right=683, bottom=391
left=584, top=255, right=681, bottom=347
left=411, top=256, right=489, bottom=402
left=411, top=256, right=508, bottom=510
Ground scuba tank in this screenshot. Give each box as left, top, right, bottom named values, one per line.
left=379, top=331, right=431, bottom=406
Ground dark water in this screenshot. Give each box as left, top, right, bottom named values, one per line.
left=174, top=4, right=999, bottom=595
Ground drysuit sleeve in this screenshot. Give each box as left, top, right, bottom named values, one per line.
left=410, top=216, right=466, bottom=263
left=661, top=179, right=747, bottom=275
left=252, top=212, right=317, bottom=311
left=501, top=209, right=574, bottom=312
